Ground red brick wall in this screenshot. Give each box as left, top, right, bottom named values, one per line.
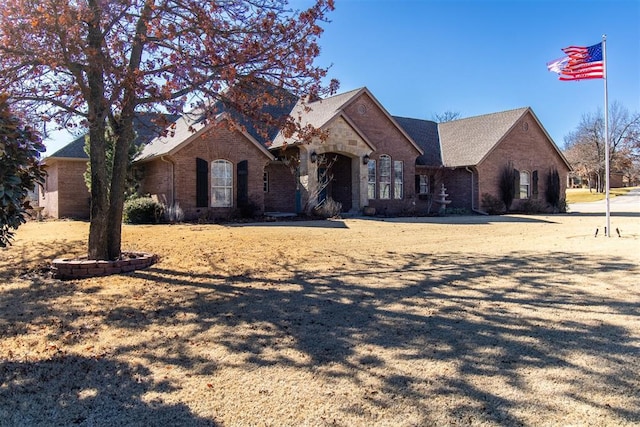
left=476, top=111, right=570, bottom=211
left=264, top=161, right=297, bottom=212
left=440, top=168, right=474, bottom=211
left=138, top=158, right=172, bottom=205
left=40, top=160, right=90, bottom=219
left=413, top=166, right=475, bottom=214
left=149, top=125, right=271, bottom=220
left=40, top=162, right=59, bottom=218
left=342, top=93, right=421, bottom=215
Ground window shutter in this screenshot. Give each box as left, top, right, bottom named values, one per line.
left=532, top=170, right=539, bottom=197
left=430, top=175, right=436, bottom=194
left=415, top=175, right=421, bottom=194
left=513, top=168, right=520, bottom=199
left=237, top=160, right=249, bottom=207
left=196, top=157, right=208, bottom=207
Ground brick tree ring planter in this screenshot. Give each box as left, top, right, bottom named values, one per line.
left=52, top=252, right=158, bottom=280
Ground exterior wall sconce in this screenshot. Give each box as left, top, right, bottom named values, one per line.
left=310, top=151, right=318, bottom=163
left=363, top=154, right=370, bottom=165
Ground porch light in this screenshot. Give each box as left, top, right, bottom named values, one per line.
left=363, top=154, right=370, bottom=165
left=310, top=151, right=318, bottom=163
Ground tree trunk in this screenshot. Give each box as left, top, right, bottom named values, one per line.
left=86, top=0, right=110, bottom=260
left=87, top=122, right=109, bottom=260
left=102, top=0, right=153, bottom=260
left=105, top=114, right=135, bottom=260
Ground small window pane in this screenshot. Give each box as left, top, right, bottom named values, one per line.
left=211, top=160, right=233, bottom=207
left=367, top=160, right=376, bottom=199
left=419, top=175, right=429, bottom=194
left=394, top=160, right=403, bottom=199
left=379, top=155, right=391, bottom=199
left=520, top=171, right=530, bottom=199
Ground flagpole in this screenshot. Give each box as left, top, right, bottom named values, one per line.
left=603, top=34, right=611, bottom=237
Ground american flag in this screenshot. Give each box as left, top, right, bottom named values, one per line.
left=547, top=42, right=604, bottom=81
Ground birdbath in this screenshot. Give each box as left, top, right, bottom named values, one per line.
left=436, top=183, right=451, bottom=215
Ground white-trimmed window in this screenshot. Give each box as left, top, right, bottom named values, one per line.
left=367, top=160, right=376, bottom=199
left=520, top=170, right=530, bottom=199
left=211, top=159, right=233, bottom=207
left=393, top=160, right=403, bottom=199
left=379, top=155, right=391, bottom=199
left=418, top=175, right=430, bottom=194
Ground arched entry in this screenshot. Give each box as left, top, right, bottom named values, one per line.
left=318, top=153, right=352, bottom=212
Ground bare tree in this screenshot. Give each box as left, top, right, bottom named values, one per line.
left=432, top=110, right=461, bottom=123
left=284, top=152, right=339, bottom=216
left=564, top=102, right=640, bottom=192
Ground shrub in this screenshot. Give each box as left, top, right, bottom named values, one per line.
left=481, top=193, right=504, bottom=215
left=521, top=198, right=546, bottom=214
left=0, top=96, right=45, bottom=247
left=558, top=198, right=568, bottom=213
left=545, top=168, right=562, bottom=213
left=163, top=203, right=184, bottom=223
left=445, top=207, right=469, bottom=215
left=499, top=162, right=517, bottom=211
left=313, top=197, right=342, bottom=218
left=237, top=201, right=260, bottom=219
left=123, top=196, right=164, bottom=224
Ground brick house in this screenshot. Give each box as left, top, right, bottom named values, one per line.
left=39, top=114, right=178, bottom=219
left=40, top=87, right=570, bottom=219
left=399, top=107, right=572, bottom=213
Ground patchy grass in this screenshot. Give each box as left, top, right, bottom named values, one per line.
left=1, top=215, right=639, bottom=426
left=566, top=186, right=635, bottom=203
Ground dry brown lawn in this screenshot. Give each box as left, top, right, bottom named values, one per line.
left=1, top=212, right=639, bottom=426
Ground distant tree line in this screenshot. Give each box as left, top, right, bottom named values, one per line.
left=563, top=102, right=640, bottom=191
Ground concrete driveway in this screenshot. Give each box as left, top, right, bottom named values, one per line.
left=568, top=188, right=640, bottom=214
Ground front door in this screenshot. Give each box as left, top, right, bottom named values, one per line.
left=317, top=154, right=352, bottom=212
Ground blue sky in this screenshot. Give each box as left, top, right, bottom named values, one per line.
left=314, top=0, right=640, bottom=147
left=44, top=0, right=640, bottom=154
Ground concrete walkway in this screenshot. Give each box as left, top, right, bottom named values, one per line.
left=568, top=188, right=640, bottom=214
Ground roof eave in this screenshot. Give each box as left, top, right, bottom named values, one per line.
left=474, top=108, right=529, bottom=166
left=335, top=112, right=378, bottom=152
left=137, top=112, right=275, bottom=162
left=358, top=88, right=424, bottom=155
left=526, top=108, right=572, bottom=170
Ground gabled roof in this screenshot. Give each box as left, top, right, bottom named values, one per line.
left=271, top=87, right=423, bottom=155
left=437, top=107, right=529, bottom=167
left=137, top=110, right=275, bottom=161
left=139, top=82, right=297, bottom=161
left=46, top=113, right=179, bottom=160
left=270, top=88, right=363, bottom=148
left=393, top=116, right=441, bottom=166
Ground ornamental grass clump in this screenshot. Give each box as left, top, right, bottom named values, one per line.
left=163, top=203, right=185, bottom=223
left=314, top=197, right=342, bottom=218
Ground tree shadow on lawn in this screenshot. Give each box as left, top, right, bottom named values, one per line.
left=0, top=355, right=216, bottom=426
left=124, top=250, right=640, bottom=425
left=0, top=238, right=85, bottom=280
left=2, top=250, right=638, bottom=425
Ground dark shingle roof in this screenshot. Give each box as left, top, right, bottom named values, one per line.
left=47, top=113, right=179, bottom=160
left=393, top=116, right=441, bottom=166
left=227, top=85, right=299, bottom=146
left=47, top=135, right=87, bottom=159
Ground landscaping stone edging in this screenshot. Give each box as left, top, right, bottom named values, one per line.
left=52, top=252, right=158, bottom=280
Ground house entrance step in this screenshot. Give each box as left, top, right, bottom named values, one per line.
left=264, top=212, right=298, bottom=219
